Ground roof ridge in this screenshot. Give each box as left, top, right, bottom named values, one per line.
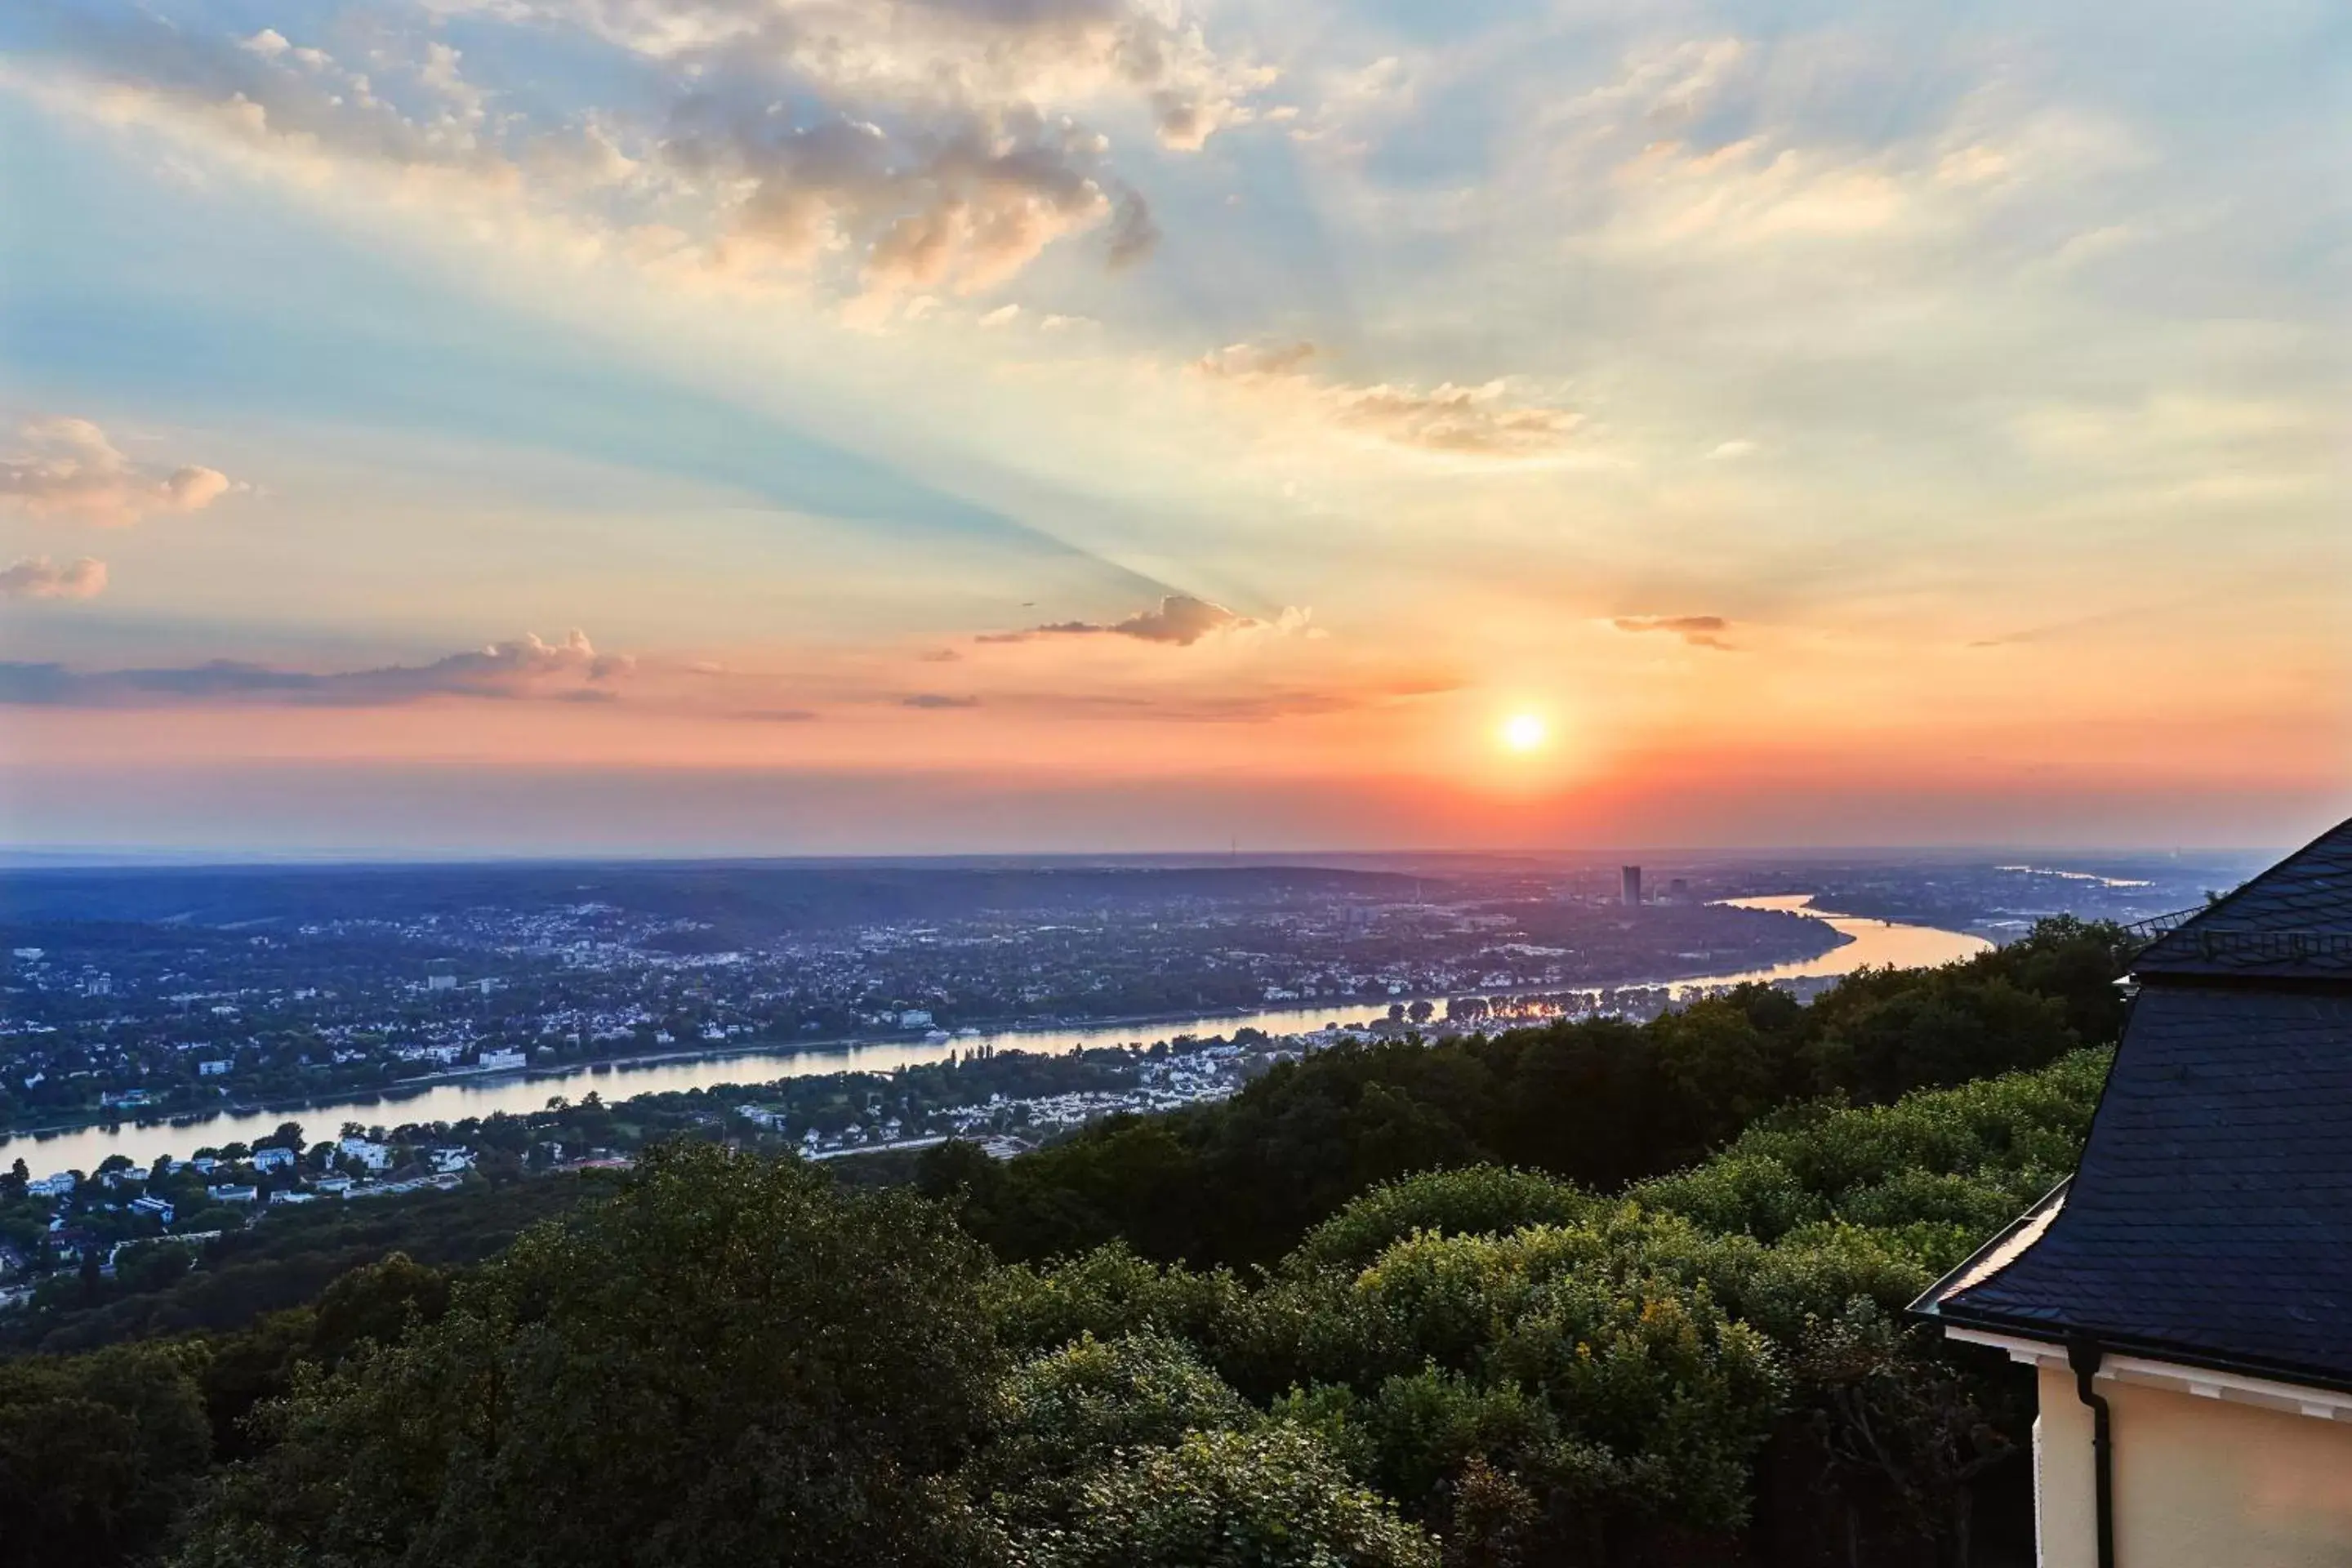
left=2135, top=815, right=2352, bottom=977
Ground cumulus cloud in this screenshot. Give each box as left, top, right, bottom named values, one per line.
left=672, top=102, right=1154, bottom=298
left=0, top=557, right=109, bottom=601
left=1193, top=342, right=1583, bottom=459
left=549, top=0, right=1273, bottom=152
left=0, top=417, right=238, bottom=527
left=25, top=0, right=1258, bottom=307
left=1612, top=614, right=1735, bottom=650
left=0, top=630, right=635, bottom=706
left=978, top=593, right=1309, bottom=647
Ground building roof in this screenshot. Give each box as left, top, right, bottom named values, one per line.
left=2133, top=817, right=2352, bottom=981
left=1918, top=815, right=2352, bottom=1391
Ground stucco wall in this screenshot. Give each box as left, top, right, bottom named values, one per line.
left=2034, top=1364, right=2352, bottom=1568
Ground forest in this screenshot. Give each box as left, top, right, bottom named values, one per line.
left=0, top=917, right=2137, bottom=1568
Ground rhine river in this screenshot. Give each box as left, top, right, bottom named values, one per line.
left=6, top=898, right=1988, bottom=1174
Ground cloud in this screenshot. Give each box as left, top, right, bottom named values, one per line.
left=1193, top=343, right=1583, bottom=459
left=0, top=557, right=109, bottom=601
left=979, top=594, right=1308, bottom=647
left=24, top=0, right=1243, bottom=307
left=675, top=103, right=1152, bottom=299
left=0, top=630, right=635, bottom=707
left=1705, top=439, right=1757, bottom=461
left=550, top=0, right=1273, bottom=153
left=0, top=417, right=238, bottom=527
left=1104, top=187, right=1160, bottom=267
left=1966, top=601, right=2184, bottom=648
left=1612, top=614, right=1735, bottom=650
left=981, top=667, right=1459, bottom=722
left=902, top=692, right=982, bottom=708
left=1098, top=594, right=1249, bottom=644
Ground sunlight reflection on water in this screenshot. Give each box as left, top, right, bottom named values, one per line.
left=6, top=897, right=1989, bottom=1171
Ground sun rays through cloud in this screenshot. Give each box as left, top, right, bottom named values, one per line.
left=0, top=0, right=2340, bottom=851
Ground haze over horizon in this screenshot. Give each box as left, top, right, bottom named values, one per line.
left=2, top=0, right=2344, bottom=856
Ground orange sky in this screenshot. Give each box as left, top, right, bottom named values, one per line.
left=0, top=0, right=2344, bottom=853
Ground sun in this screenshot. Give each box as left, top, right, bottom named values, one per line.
left=1499, top=713, right=1548, bottom=753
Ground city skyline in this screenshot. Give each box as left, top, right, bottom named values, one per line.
left=1, top=0, right=2344, bottom=855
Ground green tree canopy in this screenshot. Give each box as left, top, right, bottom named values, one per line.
left=178, top=1143, right=1006, bottom=1568
left=0, top=1342, right=213, bottom=1568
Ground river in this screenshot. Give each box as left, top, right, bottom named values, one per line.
left=3, top=897, right=1989, bottom=1174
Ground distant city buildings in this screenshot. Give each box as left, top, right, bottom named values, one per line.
left=7, top=853, right=2215, bottom=1153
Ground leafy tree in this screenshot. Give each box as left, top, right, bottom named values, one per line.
left=1792, top=1302, right=2026, bottom=1568
left=1, top=931, right=2136, bottom=1568
left=177, top=1143, right=1005, bottom=1568
left=986, top=1330, right=1254, bottom=1517
left=1244, top=1215, right=1785, bottom=1556
left=986, top=1241, right=1249, bottom=1360
left=1804, top=977, right=2074, bottom=1105
left=10, top=1178, right=595, bottom=1356
left=1285, top=1165, right=1592, bottom=1275
left=1031, top=1424, right=1437, bottom=1568
left=948, top=919, right=2125, bottom=1271
left=0, top=1341, right=213, bottom=1568
left=305, top=1251, right=449, bottom=1366
left=1958, top=915, right=2138, bottom=1045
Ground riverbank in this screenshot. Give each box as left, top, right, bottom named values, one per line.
left=1, top=922, right=1853, bottom=1151
left=7, top=899, right=1977, bottom=1174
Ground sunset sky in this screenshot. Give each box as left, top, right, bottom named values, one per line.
left=0, top=0, right=2343, bottom=855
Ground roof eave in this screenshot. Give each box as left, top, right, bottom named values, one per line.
left=1926, top=1302, right=2352, bottom=1400
left=1906, top=1175, right=2073, bottom=1321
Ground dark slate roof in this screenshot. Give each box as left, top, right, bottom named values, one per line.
left=2134, top=817, right=2352, bottom=980
left=1920, top=983, right=2352, bottom=1388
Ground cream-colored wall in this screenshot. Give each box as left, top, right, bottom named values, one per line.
left=2034, top=1364, right=2352, bottom=1568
